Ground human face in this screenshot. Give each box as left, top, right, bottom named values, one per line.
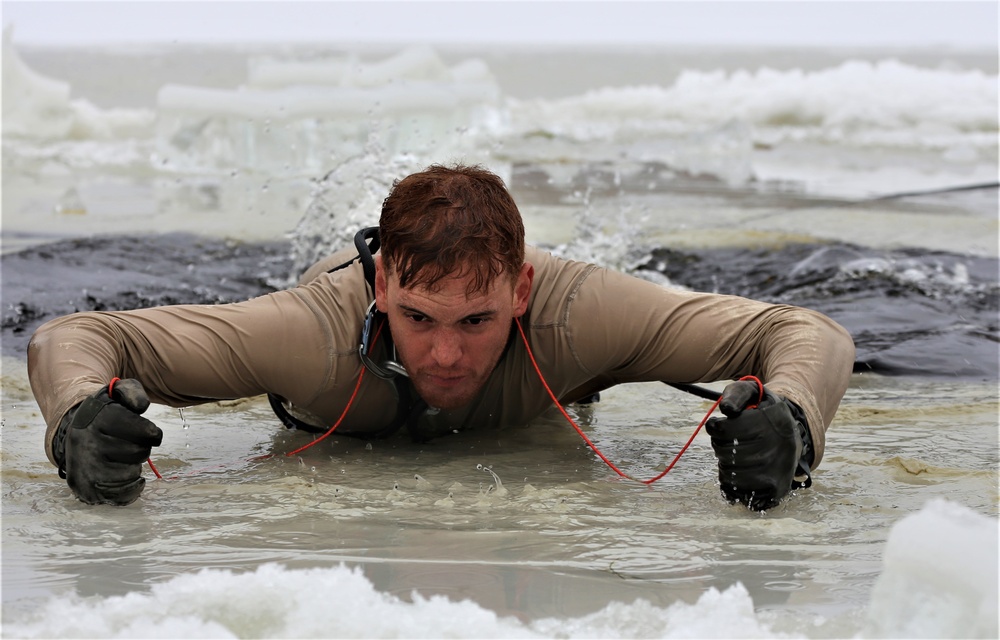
left=375, top=258, right=533, bottom=410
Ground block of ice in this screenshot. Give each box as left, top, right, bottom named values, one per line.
left=2, top=27, right=154, bottom=142
left=2, top=25, right=73, bottom=138
left=156, top=46, right=501, bottom=175
left=865, top=498, right=999, bottom=638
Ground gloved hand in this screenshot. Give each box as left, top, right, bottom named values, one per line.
left=53, top=378, right=163, bottom=506
left=705, top=378, right=811, bottom=511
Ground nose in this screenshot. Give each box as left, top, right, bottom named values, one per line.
left=430, top=328, right=463, bottom=368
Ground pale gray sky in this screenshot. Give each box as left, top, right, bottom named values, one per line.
left=2, top=1, right=996, bottom=49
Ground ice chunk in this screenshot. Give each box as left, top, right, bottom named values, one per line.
left=3, top=562, right=781, bottom=639
left=247, top=55, right=355, bottom=89
left=246, top=46, right=456, bottom=89
left=865, top=498, right=999, bottom=638
left=156, top=46, right=501, bottom=175
left=2, top=26, right=154, bottom=141
left=1, top=25, right=73, bottom=138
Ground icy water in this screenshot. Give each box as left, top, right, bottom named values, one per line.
left=2, top=35, right=999, bottom=638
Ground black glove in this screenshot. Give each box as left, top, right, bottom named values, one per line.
left=705, top=379, right=812, bottom=511
left=52, top=379, right=163, bottom=506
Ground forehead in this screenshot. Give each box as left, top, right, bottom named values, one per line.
left=389, top=268, right=512, bottom=305
left=385, top=255, right=514, bottom=290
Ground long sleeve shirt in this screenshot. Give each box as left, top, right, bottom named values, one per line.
left=28, top=246, right=855, bottom=468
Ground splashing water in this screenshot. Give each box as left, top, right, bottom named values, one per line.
left=288, top=141, right=427, bottom=278
left=476, top=463, right=508, bottom=497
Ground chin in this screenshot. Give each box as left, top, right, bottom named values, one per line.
left=413, top=380, right=480, bottom=411
left=418, top=391, right=473, bottom=411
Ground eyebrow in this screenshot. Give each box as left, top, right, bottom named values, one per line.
left=398, top=304, right=498, bottom=323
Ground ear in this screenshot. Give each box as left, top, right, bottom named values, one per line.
left=374, top=255, right=388, bottom=312
left=512, top=262, right=534, bottom=317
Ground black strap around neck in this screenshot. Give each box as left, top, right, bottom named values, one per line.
left=354, top=227, right=380, bottom=293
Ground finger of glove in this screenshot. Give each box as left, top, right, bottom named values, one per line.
left=719, top=468, right=790, bottom=511
left=709, top=415, right=777, bottom=451
left=709, top=400, right=796, bottom=446
left=706, top=414, right=773, bottom=452
left=719, top=380, right=761, bottom=418
left=746, top=492, right=781, bottom=512
left=719, top=463, right=785, bottom=493
left=704, top=416, right=730, bottom=438
left=94, top=404, right=164, bottom=448
left=96, top=432, right=157, bottom=464
left=67, top=464, right=145, bottom=505
left=707, top=415, right=767, bottom=443
left=110, top=379, right=151, bottom=414
left=71, top=476, right=146, bottom=506
left=718, top=476, right=782, bottom=511
left=713, top=442, right=780, bottom=475
left=94, top=477, right=146, bottom=506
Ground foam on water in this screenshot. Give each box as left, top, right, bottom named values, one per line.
left=3, top=500, right=994, bottom=638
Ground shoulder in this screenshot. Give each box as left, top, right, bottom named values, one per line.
left=523, top=246, right=600, bottom=327
left=298, top=245, right=364, bottom=285
left=525, top=246, right=680, bottom=326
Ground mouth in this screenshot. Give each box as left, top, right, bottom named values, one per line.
left=424, top=373, right=467, bottom=389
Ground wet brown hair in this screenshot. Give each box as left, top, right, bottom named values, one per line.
left=379, top=164, right=525, bottom=295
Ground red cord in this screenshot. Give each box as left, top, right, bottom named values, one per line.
left=109, top=376, right=163, bottom=479
left=740, top=374, right=764, bottom=410
left=147, top=458, right=163, bottom=479
left=147, top=321, right=383, bottom=476
left=146, top=318, right=764, bottom=486
left=283, top=363, right=368, bottom=458
left=281, top=319, right=386, bottom=458
left=515, top=317, right=759, bottom=485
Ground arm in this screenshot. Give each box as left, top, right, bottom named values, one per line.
left=568, top=266, right=854, bottom=470
left=28, top=283, right=357, bottom=467
left=553, top=262, right=853, bottom=509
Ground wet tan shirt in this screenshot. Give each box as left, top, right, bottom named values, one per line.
left=29, top=246, right=854, bottom=468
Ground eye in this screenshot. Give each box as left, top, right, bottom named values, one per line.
left=405, top=312, right=429, bottom=323
left=464, top=316, right=489, bottom=326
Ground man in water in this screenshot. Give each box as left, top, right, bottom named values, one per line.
left=28, top=164, right=854, bottom=510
